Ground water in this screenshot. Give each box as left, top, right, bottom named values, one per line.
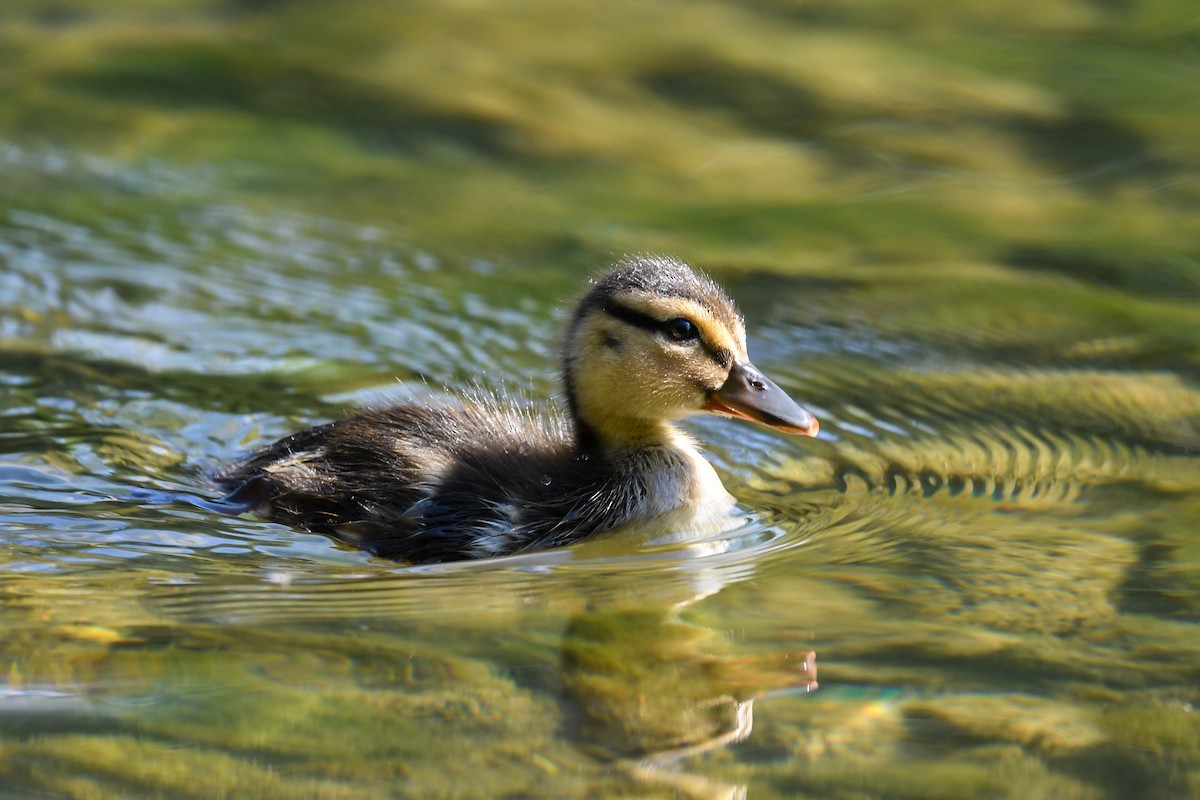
left=2, top=2, right=1200, bottom=798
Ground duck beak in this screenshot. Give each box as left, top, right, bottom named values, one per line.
left=705, top=361, right=819, bottom=437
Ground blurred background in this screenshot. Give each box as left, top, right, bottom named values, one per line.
left=3, top=0, right=1196, bottom=279
left=1, top=1, right=1199, bottom=798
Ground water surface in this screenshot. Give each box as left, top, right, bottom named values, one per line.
left=2, top=2, right=1199, bottom=798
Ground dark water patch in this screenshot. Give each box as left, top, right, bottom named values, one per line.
left=5, top=2, right=96, bottom=28
left=56, top=44, right=527, bottom=160
left=1005, top=105, right=1176, bottom=185
left=735, top=0, right=861, bottom=28
left=638, top=59, right=966, bottom=175
left=1004, top=244, right=1200, bottom=299
left=644, top=200, right=993, bottom=260
left=641, top=60, right=832, bottom=142
left=1115, top=535, right=1200, bottom=621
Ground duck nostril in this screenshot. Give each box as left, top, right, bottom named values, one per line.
left=750, top=379, right=765, bottom=390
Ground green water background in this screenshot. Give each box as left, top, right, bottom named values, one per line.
left=1, top=0, right=1199, bottom=797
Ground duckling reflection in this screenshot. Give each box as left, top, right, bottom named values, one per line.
left=216, top=256, right=817, bottom=562
left=560, top=606, right=817, bottom=798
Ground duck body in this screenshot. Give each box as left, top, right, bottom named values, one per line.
left=217, top=400, right=726, bottom=562
left=215, top=256, right=817, bottom=563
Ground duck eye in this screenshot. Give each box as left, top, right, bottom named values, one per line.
left=664, top=318, right=698, bottom=342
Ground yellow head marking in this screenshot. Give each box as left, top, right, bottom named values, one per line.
left=562, top=255, right=751, bottom=448
left=610, top=291, right=747, bottom=367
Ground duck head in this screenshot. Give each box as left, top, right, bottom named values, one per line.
left=563, top=256, right=818, bottom=449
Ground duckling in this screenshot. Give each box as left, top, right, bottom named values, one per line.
left=214, top=255, right=817, bottom=563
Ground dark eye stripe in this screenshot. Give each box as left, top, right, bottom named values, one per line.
left=601, top=302, right=731, bottom=367
left=601, top=302, right=661, bottom=333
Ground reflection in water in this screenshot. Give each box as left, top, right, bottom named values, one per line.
left=561, top=606, right=817, bottom=799
left=0, top=543, right=822, bottom=798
